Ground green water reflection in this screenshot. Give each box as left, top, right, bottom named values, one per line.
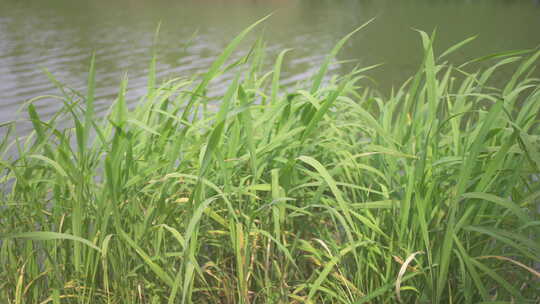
left=0, top=0, right=539, bottom=121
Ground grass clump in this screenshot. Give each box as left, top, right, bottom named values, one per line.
left=1, top=19, right=539, bottom=303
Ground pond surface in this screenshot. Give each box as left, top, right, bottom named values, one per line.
left=1, top=0, right=539, bottom=123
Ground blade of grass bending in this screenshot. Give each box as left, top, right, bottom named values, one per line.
left=469, top=258, right=524, bottom=301
left=1, top=232, right=101, bottom=253
left=460, top=192, right=531, bottom=225
left=118, top=230, right=174, bottom=287
left=271, top=49, right=291, bottom=104
left=463, top=226, right=539, bottom=261
left=347, top=101, right=397, bottom=146
left=297, top=156, right=355, bottom=237
left=401, top=29, right=437, bottom=137
left=162, top=173, right=235, bottom=226
left=27, top=104, right=54, bottom=157
left=255, top=229, right=298, bottom=269
left=458, top=49, right=532, bottom=68
left=42, top=67, right=69, bottom=98
left=396, top=251, right=423, bottom=303
left=160, top=225, right=186, bottom=250
left=416, top=29, right=438, bottom=127
left=352, top=272, right=421, bottom=304
left=184, top=197, right=218, bottom=247
left=310, top=18, right=374, bottom=94
left=182, top=14, right=272, bottom=123
left=438, top=35, right=477, bottom=60
left=477, top=256, right=540, bottom=278
left=302, top=79, right=347, bottom=142
left=503, top=49, right=540, bottom=97
left=306, top=241, right=370, bottom=302
left=27, top=155, right=68, bottom=179
left=126, top=119, right=160, bottom=136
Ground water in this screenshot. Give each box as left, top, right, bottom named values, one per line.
left=1, top=0, right=539, bottom=123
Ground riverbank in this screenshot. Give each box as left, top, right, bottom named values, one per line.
left=1, top=22, right=539, bottom=303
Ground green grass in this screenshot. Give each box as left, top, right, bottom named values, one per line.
left=1, top=18, right=539, bottom=303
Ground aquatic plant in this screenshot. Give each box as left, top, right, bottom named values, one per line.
left=1, top=18, right=539, bottom=303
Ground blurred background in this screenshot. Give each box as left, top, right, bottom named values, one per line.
left=1, top=0, right=539, bottom=122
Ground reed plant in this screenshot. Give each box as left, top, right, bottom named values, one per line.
left=1, top=18, right=539, bottom=303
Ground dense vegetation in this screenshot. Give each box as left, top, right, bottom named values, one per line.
left=1, top=18, right=539, bottom=303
